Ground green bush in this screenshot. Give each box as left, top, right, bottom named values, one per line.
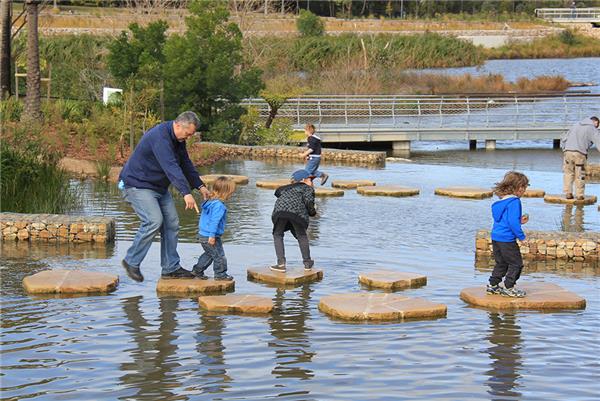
left=297, top=10, right=325, bottom=37
left=559, top=29, right=578, bottom=46
left=0, top=98, right=23, bottom=122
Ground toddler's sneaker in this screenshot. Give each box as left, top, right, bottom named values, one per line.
left=500, top=285, right=526, bottom=298
left=486, top=284, right=501, bottom=295
left=270, top=264, right=286, bottom=273
left=215, top=274, right=234, bottom=281
left=304, top=259, right=315, bottom=271
left=320, top=172, right=329, bottom=185
left=192, top=269, right=209, bottom=280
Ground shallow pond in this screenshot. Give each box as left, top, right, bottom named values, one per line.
left=1, top=150, right=599, bottom=400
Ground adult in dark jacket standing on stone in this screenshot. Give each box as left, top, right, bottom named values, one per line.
left=118, top=111, right=210, bottom=282
left=560, top=116, right=600, bottom=200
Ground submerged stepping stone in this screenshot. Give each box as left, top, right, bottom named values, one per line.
left=256, top=179, right=291, bottom=189
left=156, top=278, right=234, bottom=294
left=247, top=266, right=323, bottom=286
left=23, top=269, right=118, bottom=294
left=434, top=186, right=493, bottom=199
left=523, top=188, right=545, bottom=198
left=357, top=185, right=419, bottom=197
left=332, top=180, right=376, bottom=189
left=543, top=194, right=597, bottom=205
left=319, top=293, right=447, bottom=321
left=315, top=187, right=344, bottom=197
left=201, top=174, right=249, bottom=185
left=198, top=294, right=273, bottom=314
left=358, top=270, right=427, bottom=290
left=460, top=282, right=586, bottom=310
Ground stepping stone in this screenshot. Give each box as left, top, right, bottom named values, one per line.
left=247, top=266, right=323, bottom=286
left=256, top=179, right=291, bottom=189
left=201, top=174, right=249, bottom=185
left=198, top=294, right=273, bottom=314
left=434, top=186, right=493, bottom=199
left=315, top=187, right=344, bottom=197
left=357, top=185, right=419, bottom=197
left=156, top=278, right=234, bottom=294
left=543, top=194, right=597, bottom=205
left=23, top=269, right=118, bottom=294
left=332, top=180, right=376, bottom=189
left=358, top=270, right=426, bottom=290
left=460, top=282, right=586, bottom=310
left=523, top=188, right=545, bottom=198
left=319, top=293, right=447, bottom=321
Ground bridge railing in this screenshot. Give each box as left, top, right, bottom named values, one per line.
left=535, top=7, right=600, bottom=21
left=242, top=94, right=600, bottom=131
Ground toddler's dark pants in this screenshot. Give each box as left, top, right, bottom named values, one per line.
left=490, top=240, right=523, bottom=289
left=272, top=218, right=312, bottom=266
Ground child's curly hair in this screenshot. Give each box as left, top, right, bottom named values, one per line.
left=493, top=171, right=529, bottom=198
left=210, top=176, right=236, bottom=201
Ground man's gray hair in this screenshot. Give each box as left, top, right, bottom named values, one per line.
left=175, top=111, right=201, bottom=129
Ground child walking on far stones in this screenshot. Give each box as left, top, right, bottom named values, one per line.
left=487, top=171, right=530, bottom=298
left=270, top=169, right=317, bottom=272
left=192, top=176, right=236, bottom=281
left=302, top=124, right=329, bottom=185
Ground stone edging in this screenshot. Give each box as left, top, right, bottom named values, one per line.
left=475, top=229, right=599, bottom=262
left=1, top=213, right=115, bottom=243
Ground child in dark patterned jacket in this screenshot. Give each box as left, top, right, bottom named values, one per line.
left=270, top=169, right=317, bottom=272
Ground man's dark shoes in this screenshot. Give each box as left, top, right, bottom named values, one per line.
left=161, top=267, right=195, bottom=279
left=215, top=274, right=234, bottom=281
left=122, top=259, right=144, bottom=282
left=565, top=193, right=574, bottom=199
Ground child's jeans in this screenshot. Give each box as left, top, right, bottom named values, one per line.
left=489, top=240, right=523, bottom=288
left=305, top=156, right=324, bottom=178
left=193, top=235, right=228, bottom=277
left=272, top=218, right=313, bottom=267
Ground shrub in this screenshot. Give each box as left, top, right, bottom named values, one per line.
left=297, top=10, right=325, bottom=37
left=559, top=29, right=577, bottom=46
left=0, top=98, right=23, bottom=122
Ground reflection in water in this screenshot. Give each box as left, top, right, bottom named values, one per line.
left=119, top=296, right=183, bottom=400
left=485, top=313, right=523, bottom=401
left=0, top=240, right=115, bottom=260
left=475, top=256, right=599, bottom=276
left=561, top=205, right=585, bottom=232
left=269, top=285, right=315, bottom=383
left=194, top=313, right=231, bottom=394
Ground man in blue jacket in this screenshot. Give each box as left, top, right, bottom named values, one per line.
left=118, top=111, right=210, bottom=282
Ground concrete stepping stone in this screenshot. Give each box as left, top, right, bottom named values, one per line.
left=247, top=266, right=323, bottom=286
left=198, top=294, right=273, bottom=314
left=315, top=187, right=344, bottom=197
left=434, top=186, right=493, bottom=199
left=23, top=269, right=118, bottom=294
left=358, top=270, right=426, bottom=290
left=201, top=174, right=249, bottom=185
left=460, top=282, right=586, bottom=310
left=543, top=194, right=597, bottom=205
left=256, top=179, right=291, bottom=189
left=523, top=188, right=545, bottom=197
left=332, top=180, right=376, bottom=189
left=319, top=293, right=447, bottom=321
left=357, top=185, right=419, bottom=197
left=156, top=278, right=234, bottom=294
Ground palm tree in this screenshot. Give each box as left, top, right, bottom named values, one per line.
left=0, top=0, right=11, bottom=99
left=23, top=0, right=42, bottom=123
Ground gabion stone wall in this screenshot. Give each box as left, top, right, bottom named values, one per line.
left=1, top=213, right=115, bottom=243
left=476, top=229, right=599, bottom=262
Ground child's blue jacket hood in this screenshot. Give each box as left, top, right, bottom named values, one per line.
left=491, top=196, right=525, bottom=242
left=198, top=199, right=227, bottom=237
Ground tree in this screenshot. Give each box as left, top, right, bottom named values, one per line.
left=22, top=0, right=42, bottom=123
left=0, top=0, right=11, bottom=99
left=162, top=0, right=263, bottom=143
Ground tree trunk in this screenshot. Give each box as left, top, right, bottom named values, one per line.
left=23, top=0, right=42, bottom=123
left=265, top=106, right=277, bottom=129
left=0, top=0, right=11, bottom=99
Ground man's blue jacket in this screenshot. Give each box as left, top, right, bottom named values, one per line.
left=119, top=121, right=203, bottom=195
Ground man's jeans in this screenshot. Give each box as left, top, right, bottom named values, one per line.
left=122, top=187, right=181, bottom=274
left=305, top=156, right=323, bottom=178
left=193, top=236, right=228, bottom=277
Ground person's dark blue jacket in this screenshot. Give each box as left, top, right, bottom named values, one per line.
left=199, top=199, right=227, bottom=238
left=119, top=121, right=203, bottom=195
left=491, top=196, right=526, bottom=242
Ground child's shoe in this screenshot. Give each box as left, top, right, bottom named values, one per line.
left=192, top=270, right=209, bottom=280
left=304, top=259, right=314, bottom=271
left=270, top=264, right=286, bottom=273
left=215, top=274, right=234, bottom=281
left=499, top=285, right=526, bottom=298
left=486, top=284, right=501, bottom=295
left=320, top=172, right=329, bottom=185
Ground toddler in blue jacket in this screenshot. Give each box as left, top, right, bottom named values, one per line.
left=487, top=171, right=529, bottom=298
left=192, top=176, right=236, bottom=281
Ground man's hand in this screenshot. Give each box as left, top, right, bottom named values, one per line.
left=199, top=186, right=210, bottom=200
left=208, top=237, right=216, bottom=246
left=184, top=194, right=199, bottom=213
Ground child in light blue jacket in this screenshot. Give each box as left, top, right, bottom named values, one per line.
left=192, top=176, right=236, bottom=281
